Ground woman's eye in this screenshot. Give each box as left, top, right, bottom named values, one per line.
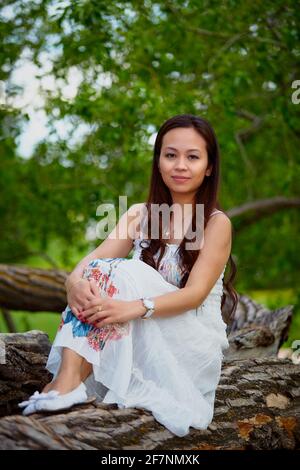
left=165, top=153, right=199, bottom=159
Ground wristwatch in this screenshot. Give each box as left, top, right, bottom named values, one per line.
left=140, top=297, right=155, bottom=320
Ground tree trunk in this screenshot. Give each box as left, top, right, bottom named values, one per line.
left=0, top=331, right=53, bottom=417
left=0, top=263, right=298, bottom=449
left=224, top=294, right=293, bottom=360
left=0, top=350, right=299, bottom=450
left=0, top=264, right=68, bottom=312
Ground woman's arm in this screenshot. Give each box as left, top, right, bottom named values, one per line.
left=144, top=213, right=232, bottom=319
left=130, top=285, right=202, bottom=319
left=64, top=248, right=104, bottom=291
left=65, top=203, right=145, bottom=291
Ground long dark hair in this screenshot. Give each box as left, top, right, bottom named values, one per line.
left=139, top=114, right=238, bottom=325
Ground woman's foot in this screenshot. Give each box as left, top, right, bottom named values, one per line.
left=19, top=382, right=89, bottom=415
left=41, top=372, right=82, bottom=395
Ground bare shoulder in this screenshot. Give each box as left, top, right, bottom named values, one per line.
left=208, top=211, right=231, bottom=225
left=203, top=211, right=232, bottom=252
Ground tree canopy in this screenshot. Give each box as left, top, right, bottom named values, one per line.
left=0, top=0, right=299, bottom=292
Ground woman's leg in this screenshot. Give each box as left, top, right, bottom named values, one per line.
left=42, top=347, right=93, bottom=394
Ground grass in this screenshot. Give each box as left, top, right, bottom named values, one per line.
left=0, top=311, right=61, bottom=343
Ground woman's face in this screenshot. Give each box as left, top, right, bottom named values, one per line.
left=158, top=127, right=212, bottom=198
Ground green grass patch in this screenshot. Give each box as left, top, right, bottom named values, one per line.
left=0, top=311, right=61, bottom=343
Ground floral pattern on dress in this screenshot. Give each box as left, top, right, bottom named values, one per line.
left=132, top=239, right=184, bottom=287
left=60, top=305, right=94, bottom=337
left=82, top=258, right=125, bottom=297
left=58, top=317, right=64, bottom=331
left=58, top=257, right=130, bottom=351
left=87, top=322, right=130, bottom=351
left=157, top=257, right=183, bottom=287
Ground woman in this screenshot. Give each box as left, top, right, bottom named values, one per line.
left=18, top=114, right=238, bottom=437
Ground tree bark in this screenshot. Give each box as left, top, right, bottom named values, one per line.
left=0, top=351, right=298, bottom=450
left=0, top=261, right=298, bottom=449
left=0, top=263, right=68, bottom=312
left=224, top=294, right=293, bottom=360
left=0, top=331, right=53, bottom=417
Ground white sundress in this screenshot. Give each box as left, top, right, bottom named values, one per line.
left=45, top=210, right=230, bottom=437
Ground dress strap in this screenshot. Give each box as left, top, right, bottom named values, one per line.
left=209, top=209, right=223, bottom=217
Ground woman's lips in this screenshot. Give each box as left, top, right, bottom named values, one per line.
left=171, top=176, right=191, bottom=183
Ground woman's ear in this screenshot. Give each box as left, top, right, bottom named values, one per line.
left=206, top=165, right=212, bottom=176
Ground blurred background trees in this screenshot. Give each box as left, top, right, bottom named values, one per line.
left=0, top=0, right=299, bottom=344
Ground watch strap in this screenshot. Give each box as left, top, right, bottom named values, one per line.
left=140, top=297, right=155, bottom=319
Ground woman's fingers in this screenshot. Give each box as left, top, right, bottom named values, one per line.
left=71, top=306, right=81, bottom=319
left=82, top=307, right=101, bottom=319
left=80, top=299, right=103, bottom=317
left=74, top=293, right=94, bottom=311
left=71, top=304, right=96, bottom=321
left=89, top=278, right=100, bottom=297
left=88, top=311, right=108, bottom=324
left=67, top=278, right=101, bottom=315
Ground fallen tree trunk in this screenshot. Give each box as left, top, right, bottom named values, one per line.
left=0, top=290, right=294, bottom=418
left=224, top=295, right=293, bottom=360
left=0, top=354, right=299, bottom=450
left=0, top=331, right=53, bottom=417
left=0, top=264, right=297, bottom=449
left=0, top=293, right=294, bottom=418
left=0, top=331, right=299, bottom=449
left=0, top=264, right=67, bottom=312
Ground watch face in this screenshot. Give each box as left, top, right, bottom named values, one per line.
left=144, top=298, right=154, bottom=309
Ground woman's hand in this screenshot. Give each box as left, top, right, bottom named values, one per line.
left=67, top=278, right=101, bottom=319
left=79, top=298, right=145, bottom=328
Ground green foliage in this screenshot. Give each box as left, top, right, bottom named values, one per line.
left=0, top=311, right=61, bottom=343
left=0, top=1, right=299, bottom=340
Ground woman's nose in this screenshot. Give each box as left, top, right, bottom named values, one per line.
left=174, top=159, right=189, bottom=169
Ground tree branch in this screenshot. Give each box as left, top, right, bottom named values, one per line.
left=226, top=196, right=300, bottom=230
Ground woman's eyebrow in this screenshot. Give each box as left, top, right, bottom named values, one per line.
left=165, top=146, right=201, bottom=152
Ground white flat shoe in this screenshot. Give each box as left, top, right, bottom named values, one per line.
left=18, top=390, right=60, bottom=411
left=18, top=382, right=90, bottom=416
